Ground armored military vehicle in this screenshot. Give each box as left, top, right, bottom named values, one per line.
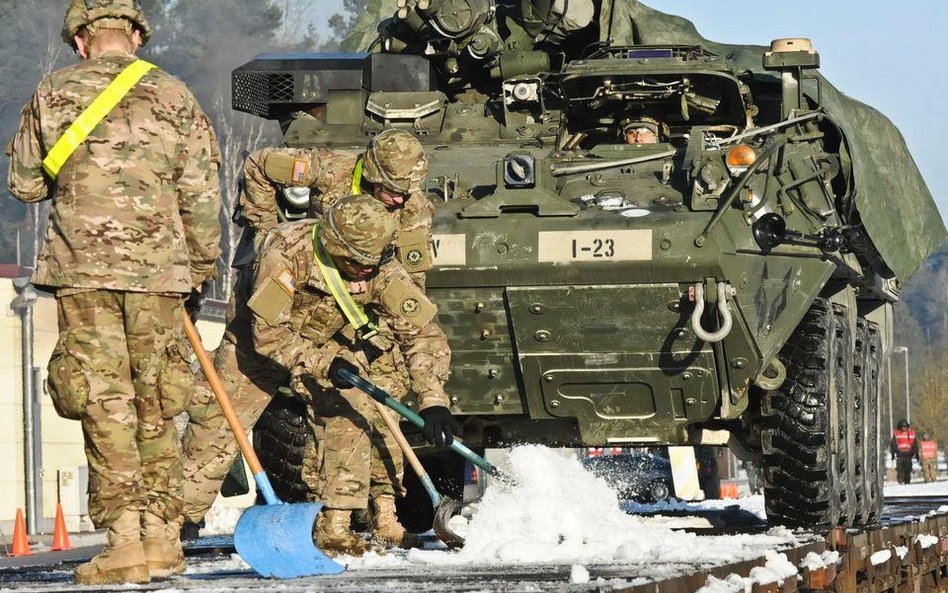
left=230, top=1, right=945, bottom=529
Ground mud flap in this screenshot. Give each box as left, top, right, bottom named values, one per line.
left=668, top=446, right=701, bottom=500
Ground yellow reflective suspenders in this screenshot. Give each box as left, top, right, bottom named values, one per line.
left=351, top=158, right=363, bottom=194
left=42, top=59, right=156, bottom=179
left=311, top=222, right=379, bottom=339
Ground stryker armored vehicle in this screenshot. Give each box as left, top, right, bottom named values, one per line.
left=229, top=1, right=946, bottom=530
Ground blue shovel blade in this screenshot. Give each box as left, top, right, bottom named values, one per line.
left=234, top=501, right=345, bottom=578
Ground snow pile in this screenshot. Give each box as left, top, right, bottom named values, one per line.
left=437, top=445, right=801, bottom=567
left=917, top=533, right=939, bottom=548
left=570, top=564, right=590, bottom=583
left=202, top=501, right=243, bottom=536
left=696, top=552, right=797, bottom=593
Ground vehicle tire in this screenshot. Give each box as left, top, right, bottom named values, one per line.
left=860, top=319, right=884, bottom=522
left=647, top=479, right=671, bottom=503
left=253, top=395, right=313, bottom=503
left=850, top=318, right=870, bottom=522
left=761, top=298, right=857, bottom=528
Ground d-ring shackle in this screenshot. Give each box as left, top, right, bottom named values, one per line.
left=690, top=282, right=734, bottom=343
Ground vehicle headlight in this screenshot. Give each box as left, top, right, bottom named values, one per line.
left=725, top=144, right=757, bottom=176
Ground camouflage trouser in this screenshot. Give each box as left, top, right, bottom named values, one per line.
left=922, top=459, right=937, bottom=482
left=51, top=290, right=188, bottom=527
left=299, top=352, right=409, bottom=509
left=180, top=338, right=286, bottom=522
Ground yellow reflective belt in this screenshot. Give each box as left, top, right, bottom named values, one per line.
left=42, top=59, right=156, bottom=179
left=311, top=222, right=378, bottom=338
left=351, top=158, right=363, bottom=194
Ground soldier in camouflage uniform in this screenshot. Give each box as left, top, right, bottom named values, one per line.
left=5, top=0, right=221, bottom=585
left=180, top=130, right=435, bottom=548
left=183, top=194, right=456, bottom=557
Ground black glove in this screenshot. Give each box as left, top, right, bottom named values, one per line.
left=184, top=289, right=205, bottom=322
left=328, top=357, right=360, bottom=390
left=184, top=279, right=212, bottom=321
left=419, top=405, right=461, bottom=447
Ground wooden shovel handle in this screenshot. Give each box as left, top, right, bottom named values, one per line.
left=182, top=314, right=264, bottom=476
left=373, top=400, right=428, bottom=481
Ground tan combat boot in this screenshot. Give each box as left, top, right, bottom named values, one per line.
left=142, top=512, right=185, bottom=579
left=313, top=509, right=368, bottom=557
left=371, top=494, right=422, bottom=549
left=74, top=509, right=150, bottom=585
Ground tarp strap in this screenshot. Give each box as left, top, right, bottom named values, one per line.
left=42, top=59, right=156, bottom=179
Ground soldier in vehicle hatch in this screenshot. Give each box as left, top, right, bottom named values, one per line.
left=618, top=116, right=668, bottom=145
left=186, top=194, right=458, bottom=556
left=180, top=130, right=437, bottom=549
left=5, top=0, right=221, bottom=585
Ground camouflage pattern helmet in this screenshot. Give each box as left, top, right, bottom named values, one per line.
left=619, top=116, right=670, bottom=140
left=362, top=129, right=429, bottom=194
left=62, top=0, right=153, bottom=47
left=319, top=194, right=396, bottom=266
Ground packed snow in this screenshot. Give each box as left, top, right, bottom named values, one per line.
left=197, top=445, right=809, bottom=584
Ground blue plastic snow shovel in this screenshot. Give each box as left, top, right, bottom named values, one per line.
left=183, top=316, right=344, bottom=578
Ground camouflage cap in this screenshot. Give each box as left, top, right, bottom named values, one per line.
left=362, top=129, right=429, bottom=194
left=319, top=194, right=396, bottom=266
left=63, top=0, right=152, bottom=47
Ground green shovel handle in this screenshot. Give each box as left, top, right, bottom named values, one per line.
left=335, top=366, right=507, bottom=481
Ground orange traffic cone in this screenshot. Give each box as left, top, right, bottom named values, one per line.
left=51, top=504, right=71, bottom=551
left=9, top=508, right=30, bottom=556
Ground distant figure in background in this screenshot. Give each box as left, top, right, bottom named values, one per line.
left=919, top=433, right=938, bottom=482
left=890, top=419, right=919, bottom=484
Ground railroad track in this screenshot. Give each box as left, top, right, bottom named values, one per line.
left=2, top=496, right=946, bottom=593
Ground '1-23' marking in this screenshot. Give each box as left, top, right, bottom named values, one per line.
left=572, top=238, right=616, bottom=258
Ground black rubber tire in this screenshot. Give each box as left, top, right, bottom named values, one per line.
left=862, top=320, right=884, bottom=522
left=850, top=318, right=870, bottom=522
left=647, top=479, right=672, bottom=503
left=762, top=298, right=857, bottom=528
left=252, top=395, right=313, bottom=503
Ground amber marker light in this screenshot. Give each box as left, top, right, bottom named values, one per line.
left=726, top=144, right=757, bottom=170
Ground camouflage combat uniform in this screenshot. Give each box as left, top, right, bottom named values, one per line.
left=6, top=2, right=220, bottom=584
left=250, top=214, right=450, bottom=510
left=181, top=131, right=435, bottom=524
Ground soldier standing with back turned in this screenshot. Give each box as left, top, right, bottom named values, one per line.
left=6, top=0, right=221, bottom=585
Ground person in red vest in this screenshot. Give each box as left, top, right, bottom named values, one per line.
left=919, top=433, right=939, bottom=482
left=890, top=419, right=919, bottom=484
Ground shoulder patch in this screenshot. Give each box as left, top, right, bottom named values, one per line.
left=275, top=268, right=297, bottom=295
left=380, top=275, right=436, bottom=329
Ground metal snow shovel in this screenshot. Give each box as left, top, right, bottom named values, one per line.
left=332, top=363, right=515, bottom=546
left=182, top=315, right=344, bottom=578
left=371, top=400, right=466, bottom=548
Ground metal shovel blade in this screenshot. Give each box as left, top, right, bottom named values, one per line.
left=432, top=495, right=467, bottom=549
left=234, top=501, right=345, bottom=578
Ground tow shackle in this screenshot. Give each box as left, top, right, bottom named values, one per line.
left=690, top=281, right=735, bottom=343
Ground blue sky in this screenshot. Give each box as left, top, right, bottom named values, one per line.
left=315, top=1, right=947, bottom=220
